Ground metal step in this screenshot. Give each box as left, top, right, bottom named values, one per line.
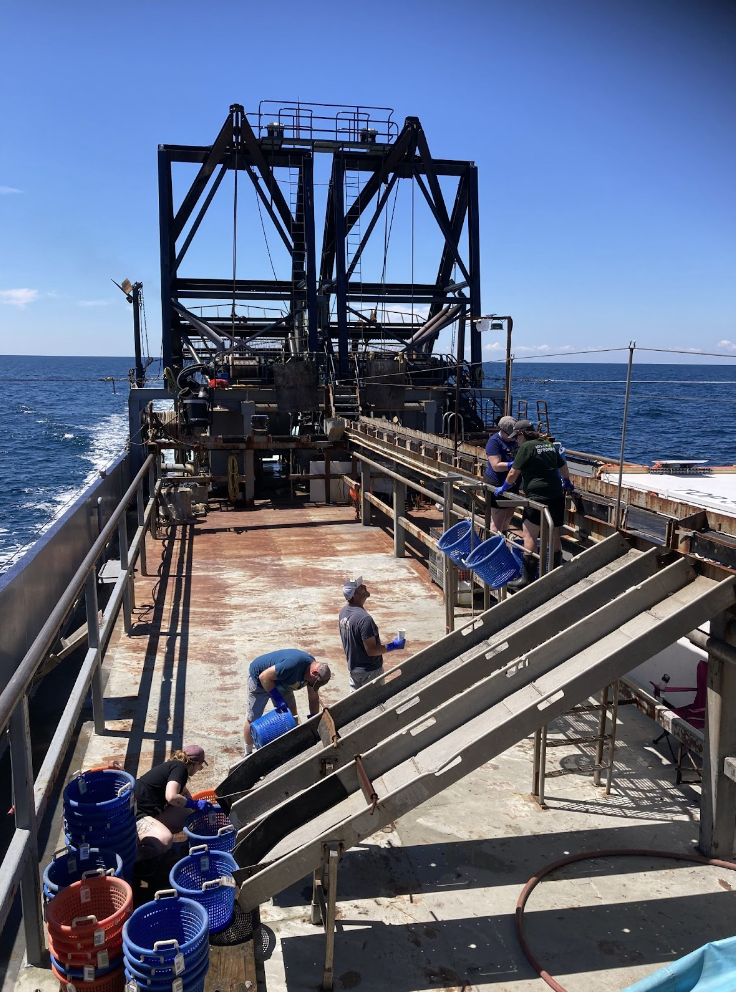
left=231, top=559, right=735, bottom=910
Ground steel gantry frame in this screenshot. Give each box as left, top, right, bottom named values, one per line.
left=157, top=102, right=483, bottom=382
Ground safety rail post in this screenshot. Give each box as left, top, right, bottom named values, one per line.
left=393, top=480, right=406, bottom=557
left=148, top=458, right=158, bottom=540
left=86, top=570, right=105, bottom=735
left=443, top=478, right=456, bottom=633
left=10, top=697, right=46, bottom=967
left=136, top=478, right=148, bottom=576
left=483, top=493, right=492, bottom=610
left=118, top=514, right=133, bottom=633
left=360, top=463, right=371, bottom=526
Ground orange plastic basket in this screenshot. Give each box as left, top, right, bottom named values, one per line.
left=51, top=961, right=125, bottom=992
left=46, top=877, right=132, bottom=945
left=191, top=788, right=218, bottom=803
left=48, top=931, right=123, bottom=966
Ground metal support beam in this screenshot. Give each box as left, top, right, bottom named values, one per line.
left=393, top=480, right=406, bottom=558
left=118, top=515, right=132, bottom=634
left=310, top=843, right=342, bottom=992
left=303, top=154, right=319, bottom=353
left=333, top=156, right=349, bottom=377
left=466, top=165, right=482, bottom=379
left=699, top=612, right=736, bottom=857
left=443, top=478, right=455, bottom=633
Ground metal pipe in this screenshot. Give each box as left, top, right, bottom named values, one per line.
left=615, top=341, right=635, bottom=529
left=443, top=478, right=455, bottom=634
left=687, top=629, right=736, bottom=668
left=0, top=454, right=154, bottom=736
left=118, top=514, right=132, bottom=633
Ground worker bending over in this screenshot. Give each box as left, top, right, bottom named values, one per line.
left=243, top=649, right=331, bottom=755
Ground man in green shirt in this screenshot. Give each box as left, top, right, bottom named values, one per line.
left=494, top=420, right=574, bottom=587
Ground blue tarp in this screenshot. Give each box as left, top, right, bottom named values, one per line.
left=622, top=936, right=736, bottom=991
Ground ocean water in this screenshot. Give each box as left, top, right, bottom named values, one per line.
left=1, top=355, right=735, bottom=573
left=483, top=361, right=736, bottom=465
left=0, top=356, right=133, bottom=572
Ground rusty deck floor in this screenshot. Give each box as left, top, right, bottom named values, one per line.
left=20, top=497, right=736, bottom=992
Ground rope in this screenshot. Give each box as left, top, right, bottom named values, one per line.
left=516, top=849, right=736, bottom=992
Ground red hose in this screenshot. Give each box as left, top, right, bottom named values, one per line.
left=515, top=848, right=736, bottom=992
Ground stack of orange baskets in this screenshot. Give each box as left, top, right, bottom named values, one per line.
left=45, top=874, right=132, bottom=992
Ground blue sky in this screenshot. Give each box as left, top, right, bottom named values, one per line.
left=1, top=0, right=734, bottom=363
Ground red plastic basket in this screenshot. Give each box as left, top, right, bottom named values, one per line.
left=48, top=931, right=123, bottom=966
left=51, top=960, right=125, bottom=992
left=46, top=877, right=132, bottom=946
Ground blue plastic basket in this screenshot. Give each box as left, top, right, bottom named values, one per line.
left=63, top=769, right=135, bottom=812
left=169, top=845, right=237, bottom=933
left=43, top=846, right=123, bottom=898
left=184, top=810, right=236, bottom=854
left=123, top=936, right=208, bottom=978
left=124, top=942, right=209, bottom=986
left=51, top=952, right=123, bottom=979
left=251, top=708, right=297, bottom=748
left=123, top=891, right=208, bottom=963
left=125, top=955, right=208, bottom=991
left=465, top=536, right=523, bottom=588
left=437, top=520, right=479, bottom=565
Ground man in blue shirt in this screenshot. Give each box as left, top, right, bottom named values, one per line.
left=243, top=649, right=331, bottom=754
left=485, top=416, right=519, bottom=533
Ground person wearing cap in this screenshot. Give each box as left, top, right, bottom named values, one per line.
left=134, top=745, right=209, bottom=860
left=494, top=420, right=574, bottom=587
left=339, top=577, right=406, bottom=692
left=484, top=416, right=520, bottom=534
left=243, top=649, right=331, bottom=755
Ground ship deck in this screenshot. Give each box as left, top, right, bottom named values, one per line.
left=15, top=497, right=736, bottom=992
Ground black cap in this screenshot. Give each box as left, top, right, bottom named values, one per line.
left=510, top=419, right=534, bottom=437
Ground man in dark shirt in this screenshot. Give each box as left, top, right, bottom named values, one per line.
left=243, top=649, right=331, bottom=754
left=495, top=420, right=574, bottom=587
left=339, top=577, right=405, bottom=691
left=484, top=416, right=519, bottom=534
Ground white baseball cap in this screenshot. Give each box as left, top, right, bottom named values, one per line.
left=342, top=575, right=363, bottom=600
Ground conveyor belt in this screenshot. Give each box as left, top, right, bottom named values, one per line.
left=216, top=535, right=736, bottom=911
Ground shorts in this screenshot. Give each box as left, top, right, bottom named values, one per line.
left=522, top=498, right=566, bottom=528
left=349, top=667, right=384, bottom=693
left=246, top=676, right=296, bottom=722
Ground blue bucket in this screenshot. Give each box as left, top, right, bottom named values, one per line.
left=184, top=810, right=236, bottom=854
left=169, top=845, right=238, bottom=933
left=43, top=846, right=123, bottom=898
left=250, top=708, right=297, bottom=748
left=465, top=536, right=523, bottom=589
left=437, top=520, right=479, bottom=565
left=63, top=769, right=135, bottom=813
left=122, top=890, right=208, bottom=962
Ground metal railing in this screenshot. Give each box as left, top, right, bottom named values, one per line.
left=0, top=453, right=158, bottom=965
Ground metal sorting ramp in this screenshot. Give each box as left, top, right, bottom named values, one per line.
left=217, top=534, right=736, bottom=911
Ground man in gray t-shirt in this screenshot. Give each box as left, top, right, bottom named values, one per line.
left=339, top=576, right=406, bottom=692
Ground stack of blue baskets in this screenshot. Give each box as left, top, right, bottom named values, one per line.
left=43, top=844, right=123, bottom=902
left=184, top=808, right=236, bottom=854
left=465, top=536, right=524, bottom=589
left=170, top=844, right=238, bottom=933
left=123, top=890, right=209, bottom=992
left=63, top=769, right=138, bottom=882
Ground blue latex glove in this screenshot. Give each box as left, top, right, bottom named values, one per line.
left=494, top=480, right=510, bottom=498
left=185, top=798, right=212, bottom=812
left=561, top=478, right=575, bottom=492
left=269, top=688, right=290, bottom=713
left=385, top=637, right=406, bottom=652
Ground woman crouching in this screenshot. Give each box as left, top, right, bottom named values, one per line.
left=134, top=744, right=211, bottom=860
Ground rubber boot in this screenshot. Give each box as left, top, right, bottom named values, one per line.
left=508, top=553, right=537, bottom=590
left=553, top=551, right=563, bottom=570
